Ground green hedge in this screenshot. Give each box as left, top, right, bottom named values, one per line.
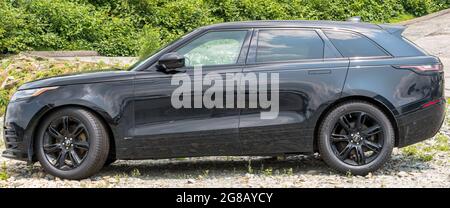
left=1, top=0, right=449, bottom=57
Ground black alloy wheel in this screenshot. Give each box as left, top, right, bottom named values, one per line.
left=318, top=101, right=395, bottom=175
left=43, top=116, right=90, bottom=170
left=330, top=111, right=384, bottom=166
left=35, top=108, right=109, bottom=179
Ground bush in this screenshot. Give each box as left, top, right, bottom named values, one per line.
left=138, top=26, right=163, bottom=58
left=0, top=0, right=449, bottom=57
left=0, top=1, right=37, bottom=53
left=401, top=0, right=444, bottom=16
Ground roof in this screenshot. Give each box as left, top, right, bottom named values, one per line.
left=201, top=20, right=384, bottom=31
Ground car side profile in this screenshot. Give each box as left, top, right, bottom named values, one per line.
left=2, top=20, right=445, bottom=179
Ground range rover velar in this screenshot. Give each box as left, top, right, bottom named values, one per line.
left=2, top=20, right=445, bottom=179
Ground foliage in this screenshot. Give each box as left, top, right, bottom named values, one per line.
left=1, top=0, right=449, bottom=57
left=401, top=0, right=450, bottom=16
left=0, top=162, right=8, bottom=180
left=138, top=26, right=164, bottom=58
left=401, top=133, right=450, bottom=162
left=131, top=168, right=141, bottom=177
left=0, top=133, right=3, bottom=149
left=402, top=145, right=434, bottom=162
left=0, top=55, right=118, bottom=115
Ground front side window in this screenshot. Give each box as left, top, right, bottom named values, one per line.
left=176, top=30, right=247, bottom=67
left=324, top=30, right=388, bottom=57
left=256, top=29, right=324, bottom=63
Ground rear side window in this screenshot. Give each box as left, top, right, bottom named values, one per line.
left=324, top=30, right=388, bottom=57
left=256, top=29, right=324, bottom=63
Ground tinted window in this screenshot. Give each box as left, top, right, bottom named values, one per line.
left=256, top=30, right=324, bottom=63
left=176, top=30, right=247, bottom=66
left=324, top=31, right=388, bottom=57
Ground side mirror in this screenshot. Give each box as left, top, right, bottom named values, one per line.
left=158, top=52, right=185, bottom=71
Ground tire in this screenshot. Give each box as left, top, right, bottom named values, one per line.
left=317, top=101, right=395, bottom=175
left=35, top=108, right=109, bottom=180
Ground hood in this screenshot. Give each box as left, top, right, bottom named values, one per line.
left=19, top=70, right=135, bottom=90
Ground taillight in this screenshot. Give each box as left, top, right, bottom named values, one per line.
left=394, top=64, right=443, bottom=73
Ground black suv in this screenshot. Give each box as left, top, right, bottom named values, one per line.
left=3, top=20, right=445, bottom=179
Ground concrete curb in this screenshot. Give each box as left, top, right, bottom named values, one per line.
left=399, top=8, right=450, bottom=26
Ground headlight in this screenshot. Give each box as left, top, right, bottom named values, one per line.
left=10, top=86, right=59, bottom=102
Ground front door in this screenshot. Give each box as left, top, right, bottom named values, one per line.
left=127, top=29, right=252, bottom=159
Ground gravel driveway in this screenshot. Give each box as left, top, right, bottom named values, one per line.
left=1, top=14, right=450, bottom=187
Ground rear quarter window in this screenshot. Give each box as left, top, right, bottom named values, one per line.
left=324, top=30, right=389, bottom=58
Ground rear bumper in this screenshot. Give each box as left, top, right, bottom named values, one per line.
left=396, top=99, right=445, bottom=147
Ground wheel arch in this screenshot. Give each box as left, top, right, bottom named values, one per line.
left=313, top=96, right=400, bottom=152
left=28, top=104, right=117, bottom=162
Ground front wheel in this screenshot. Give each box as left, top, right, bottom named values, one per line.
left=318, top=101, right=395, bottom=175
left=35, top=108, right=109, bottom=180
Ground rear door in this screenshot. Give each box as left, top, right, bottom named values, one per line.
left=323, top=30, right=397, bottom=109
left=239, top=28, right=349, bottom=154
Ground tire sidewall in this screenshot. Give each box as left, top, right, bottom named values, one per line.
left=35, top=108, right=108, bottom=179
left=318, top=102, right=395, bottom=175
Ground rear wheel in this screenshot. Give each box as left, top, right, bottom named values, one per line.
left=318, top=101, right=394, bottom=175
left=35, top=108, right=109, bottom=180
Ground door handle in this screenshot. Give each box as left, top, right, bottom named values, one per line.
left=308, top=69, right=331, bottom=75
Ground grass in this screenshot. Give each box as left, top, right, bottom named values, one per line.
left=387, top=14, right=416, bottom=23
left=371, top=13, right=415, bottom=24
left=130, top=168, right=141, bottom=177
left=0, top=138, right=4, bottom=149
left=433, top=133, right=450, bottom=151
left=244, top=161, right=295, bottom=176
left=197, top=169, right=210, bottom=179
left=202, top=169, right=209, bottom=177
left=402, top=145, right=434, bottom=162
left=283, top=168, right=294, bottom=176
left=0, top=162, right=8, bottom=180
left=401, top=132, right=450, bottom=162
left=262, top=167, right=273, bottom=176
left=247, top=160, right=253, bottom=174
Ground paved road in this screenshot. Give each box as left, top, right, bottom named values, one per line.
left=402, top=11, right=450, bottom=96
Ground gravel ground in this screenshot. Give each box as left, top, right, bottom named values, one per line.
left=0, top=113, right=449, bottom=188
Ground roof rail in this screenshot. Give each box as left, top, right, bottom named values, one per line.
left=346, top=16, right=362, bottom=22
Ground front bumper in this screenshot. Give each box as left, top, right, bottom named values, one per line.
left=2, top=124, right=28, bottom=161
left=2, top=99, right=44, bottom=162
left=396, top=99, right=446, bottom=147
